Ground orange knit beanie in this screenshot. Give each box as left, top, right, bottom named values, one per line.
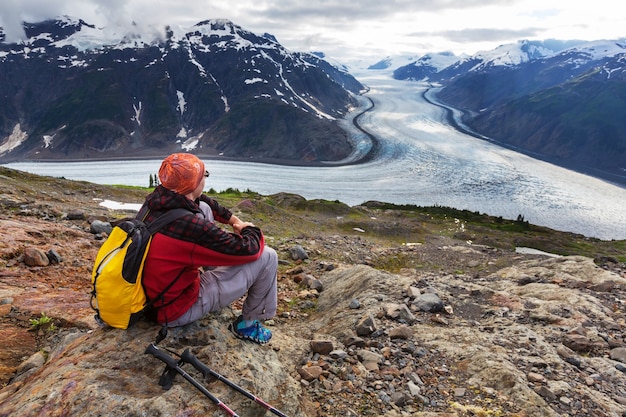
left=158, top=153, right=205, bottom=195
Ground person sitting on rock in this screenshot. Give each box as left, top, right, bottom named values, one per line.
left=137, top=153, right=277, bottom=344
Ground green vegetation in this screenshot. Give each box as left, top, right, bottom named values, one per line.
left=203, top=191, right=625, bottom=262
left=29, top=312, right=56, bottom=332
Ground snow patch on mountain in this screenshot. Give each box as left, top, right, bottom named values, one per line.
left=175, top=91, right=186, bottom=115
left=52, top=22, right=156, bottom=51
left=0, top=124, right=27, bottom=154
left=565, top=39, right=626, bottom=59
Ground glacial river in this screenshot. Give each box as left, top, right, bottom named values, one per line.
left=5, top=72, right=626, bottom=240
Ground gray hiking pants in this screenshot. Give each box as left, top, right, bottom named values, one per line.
left=168, top=202, right=278, bottom=327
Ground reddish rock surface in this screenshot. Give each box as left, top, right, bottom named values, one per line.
left=0, top=216, right=102, bottom=386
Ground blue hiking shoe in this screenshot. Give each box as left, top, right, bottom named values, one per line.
left=229, top=315, right=272, bottom=345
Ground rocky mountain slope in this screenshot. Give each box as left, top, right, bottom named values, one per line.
left=1, top=167, right=626, bottom=416
left=0, top=17, right=363, bottom=164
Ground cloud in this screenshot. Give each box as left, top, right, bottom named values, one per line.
left=0, top=0, right=78, bottom=41
left=411, top=27, right=543, bottom=45
left=0, top=18, right=25, bottom=43
left=0, top=0, right=28, bottom=41
left=0, top=0, right=622, bottom=62
left=250, top=0, right=517, bottom=20
left=0, top=0, right=172, bottom=43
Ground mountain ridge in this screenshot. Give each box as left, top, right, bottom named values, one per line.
left=0, top=16, right=364, bottom=164
left=386, top=38, right=626, bottom=184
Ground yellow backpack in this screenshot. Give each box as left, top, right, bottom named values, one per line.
left=90, top=209, right=188, bottom=329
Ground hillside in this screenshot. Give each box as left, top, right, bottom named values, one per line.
left=1, top=166, right=626, bottom=416
left=465, top=73, right=626, bottom=179
left=392, top=40, right=626, bottom=184
left=0, top=18, right=363, bottom=164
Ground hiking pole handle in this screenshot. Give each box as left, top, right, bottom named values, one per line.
left=145, top=343, right=178, bottom=368
left=145, top=344, right=241, bottom=417
left=181, top=348, right=220, bottom=380
left=181, top=349, right=290, bottom=417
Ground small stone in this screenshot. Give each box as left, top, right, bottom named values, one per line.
left=292, top=273, right=306, bottom=284
left=0, top=304, right=12, bottom=317
left=589, top=280, right=616, bottom=292
left=318, top=262, right=334, bottom=272
left=322, top=378, right=333, bottom=390
left=332, top=381, right=343, bottom=393
left=556, top=344, right=576, bottom=358
left=310, top=340, right=334, bottom=355
left=562, top=334, right=594, bottom=353
left=288, top=245, right=308, bottom=261
left=89, top=220, right=112, bottom=234
left=431, top=314, right=449, bottom=325
left=609, top=347, right=626, bottom=363
left=355, top=314, right=377, bottom=336
left=564, top=356, right=582, bottom=368
left=357, top=350, right=382, bottom=371
left=412, top=293, right=444, bottom=313
left=23, top=247, right=49, bottom=266
left=559, top=396, right=572, bottom=406
left=344, top=336, right=365, bottom=348
left=406, top=286, right=421, bottom=298
left=408, top=372, right=424, bottom=385
left=435, top=366, right=449, bottom=375
left=286, top=265, right=305, bottom=275
left=66, top=210, right=85, bottom=220
left=349, top=299, right=361, bottom=309
left=535, top=386, right=556, bottom=402
left=391, top=391, right=410, bottom=407
left=407, top=381, right=421, bottom=396
left=528, top=372, right=546, bottom=384
left=16, top=351, right=46, bottom=376
left=298, top=365, right=323, bottom=382
left=329, top=350, right=347, bottom=360
left=388, top=326, right=413, bottom=340
left=46, top=249, right=62, bottom=264
left=383, top=303, right=416, bottom=324
left=307, top=278, right=324, bottom=292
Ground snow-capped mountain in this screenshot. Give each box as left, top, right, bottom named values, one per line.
left=388, top=52, right=465, bottom=80
left=0, top=16, right=363, bottom=163
left=387, top=38, right=626, bottom=182
left=391, top=39, right=626, bottom=83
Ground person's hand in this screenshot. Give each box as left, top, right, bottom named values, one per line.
left=232, top=221, right=255, bottom=234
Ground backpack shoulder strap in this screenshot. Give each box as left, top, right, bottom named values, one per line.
left=146, top=208, right=190, bottom=235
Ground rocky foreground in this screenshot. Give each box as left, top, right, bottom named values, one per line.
left=1, top=168, right=626, bottom=416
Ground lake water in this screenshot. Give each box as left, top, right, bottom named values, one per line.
left=4, top=72, right=626, bottom=240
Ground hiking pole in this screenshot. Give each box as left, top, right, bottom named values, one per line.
left=145, top=343, right=240, bottom=417
left=180, top=348, right=290, bottom=417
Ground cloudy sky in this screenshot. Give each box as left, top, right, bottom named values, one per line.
left=0, top=0, right=624, bottom=63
